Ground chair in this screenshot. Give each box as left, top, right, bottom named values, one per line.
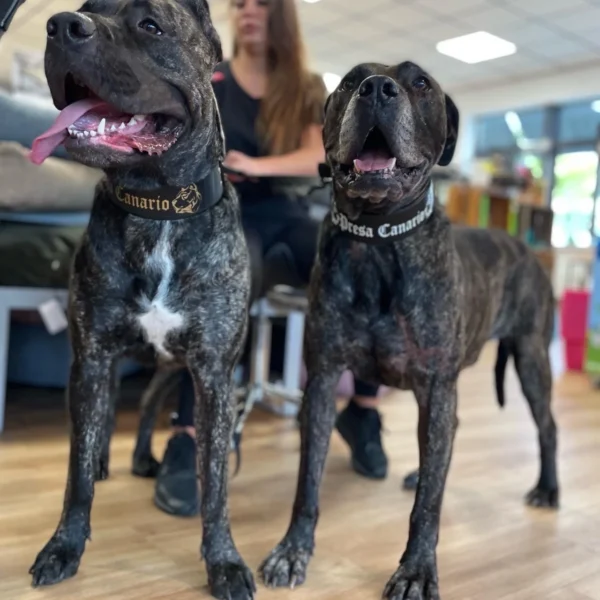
left=240, top=181, right=331, bottom=419
left=245, top=244, right=308, bottom=417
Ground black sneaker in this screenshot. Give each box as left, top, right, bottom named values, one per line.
left=335, top=400, right=388, bottom=480
left=154, top=433, right=200, bottom=517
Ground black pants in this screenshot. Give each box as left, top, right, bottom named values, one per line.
left=173, top=198, right=379, bottom=428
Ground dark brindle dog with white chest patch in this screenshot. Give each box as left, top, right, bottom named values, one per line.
left=259, top=62, right=559, bottom=599
left=28, top=1, right=255, bottom=598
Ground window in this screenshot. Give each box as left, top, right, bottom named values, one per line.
left=558, top=100, right=600, bottom=145
left=551, top=151, right=597, bottom=248
left=471, top=99, right=600, bottom=248
left=474, top=108, right=547, bottom=155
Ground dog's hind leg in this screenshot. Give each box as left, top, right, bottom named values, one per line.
left=190, top=357, right=255, bottom=600
left=403, top=468, right=420, bottom=491
left=132, top=368, right=182, bottom=478
left=259, top=364, right=344, bottom=589
left=514, top=335, right=559, bottom=509
left=30, top=347, right=119, bottom=586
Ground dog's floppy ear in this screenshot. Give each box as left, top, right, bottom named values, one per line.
left=324, top=93, right=332, bottom=115
left=190, top=0, right=223, bottom=63
left=438, top=94, right=459, bottom=167
left=321, top=93, right=332, bottom=126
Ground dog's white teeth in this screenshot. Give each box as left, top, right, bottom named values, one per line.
left=133, top=114, right=145, bottom=122
left=119, top=122, right=126, bottom=130
left=90, top=131, right=97, bottom=137
left=76, top=132, right=84, bottom=139
left=127, top=117, right=137, bottom=126
left=353, top=160, right=363, bottom=174
left=97, top=118, right=106, bottom=135
left=83, top=131, right=90, bottom=137
left=110, top=124, right=118, bottom=133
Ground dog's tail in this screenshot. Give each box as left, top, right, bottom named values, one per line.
left=495, top=338, right=513, bottom=408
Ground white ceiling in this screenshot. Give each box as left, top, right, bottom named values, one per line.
left=2, top=0, right=600, bottom=97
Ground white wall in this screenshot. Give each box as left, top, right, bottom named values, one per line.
left=450, top=61, right=600, bottom=173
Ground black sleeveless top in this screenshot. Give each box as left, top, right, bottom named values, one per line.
left=211, top=61, right=325, bottom=206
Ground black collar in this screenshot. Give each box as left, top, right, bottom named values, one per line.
left=109, top=166, right=224, bottom=220
left=330, top=186, right=435, bottom=244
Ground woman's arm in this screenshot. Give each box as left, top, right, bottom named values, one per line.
left=254, top=124, right=325, bottom=177
left=223, top=124, right=325, bottom=178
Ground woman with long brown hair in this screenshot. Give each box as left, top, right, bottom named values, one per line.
left=153, top=0, right=386, bottom=517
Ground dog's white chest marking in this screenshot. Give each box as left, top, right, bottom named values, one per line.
left=137, top=224, right=184, bottom=358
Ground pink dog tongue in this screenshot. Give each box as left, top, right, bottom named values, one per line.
left=354, top=150, right=396, bottom=172
left=29, top=98, right=107, bottom=165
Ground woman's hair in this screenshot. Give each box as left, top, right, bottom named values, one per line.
left=234, top=0, right=326, bottom=155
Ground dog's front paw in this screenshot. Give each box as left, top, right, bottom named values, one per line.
left=526, top=485, right=559, bottom=509
left=132, top=454, right=161, bottom=478
left=207, top=561, right=256, bottom=600
left=259, top=542, right=312, bottom=589
left=29, top=533, right=86, bottom=587
left=383, top=560, right=440, bottom=600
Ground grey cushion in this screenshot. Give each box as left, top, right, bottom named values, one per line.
left=0, top=89, right=69, bottom=159
left=0, top=142, right=101, bottom=212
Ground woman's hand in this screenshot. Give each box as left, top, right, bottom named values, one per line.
left=223, top=150, right=260, bottom=177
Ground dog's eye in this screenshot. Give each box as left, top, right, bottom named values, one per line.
left=138, top=18, right=163, bottom=35
left=412, top=76, right=430, bottom=90
left=340, top=79, right=354, bottom=92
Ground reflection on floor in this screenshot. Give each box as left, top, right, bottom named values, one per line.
left=2, top=342, right=600, bottom=600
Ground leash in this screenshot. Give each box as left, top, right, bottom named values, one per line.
left=301, top=163, right=334, bottom=199
left=0, top=0, right=25, bottom=37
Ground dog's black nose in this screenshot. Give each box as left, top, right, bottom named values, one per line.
left=358, top=75, right=399, bottom=102
left=47, top=12, right=96, bottom=44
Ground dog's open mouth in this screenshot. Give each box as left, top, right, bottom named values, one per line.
left=354, top=128, right=397, bottom=175
left=339, top=127, right=420, bottom=183
left=29, top=75, right=183, bottom=165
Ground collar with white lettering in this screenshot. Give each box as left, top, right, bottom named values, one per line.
left=330, top=186, right=435, bottom=244
left=109, top=166, right=224, bottom=220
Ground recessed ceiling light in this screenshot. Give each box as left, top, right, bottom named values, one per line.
left=303, top=0, right=322, bottom=3
left=591, top=100, right=600, bottom=113
left=436, top=31, right=516, bottom=64
left=323, top=72, right=341, bottom=93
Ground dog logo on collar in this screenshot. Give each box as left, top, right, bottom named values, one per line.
left=172, top=184, right=202, bottom=214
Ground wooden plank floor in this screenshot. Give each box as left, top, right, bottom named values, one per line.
left=2, top=343, right=600, bottom=600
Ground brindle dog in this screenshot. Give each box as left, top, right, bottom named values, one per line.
left=28, top=2, right=255, bottom=598
left=259, top=62, right=558, bottom=599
